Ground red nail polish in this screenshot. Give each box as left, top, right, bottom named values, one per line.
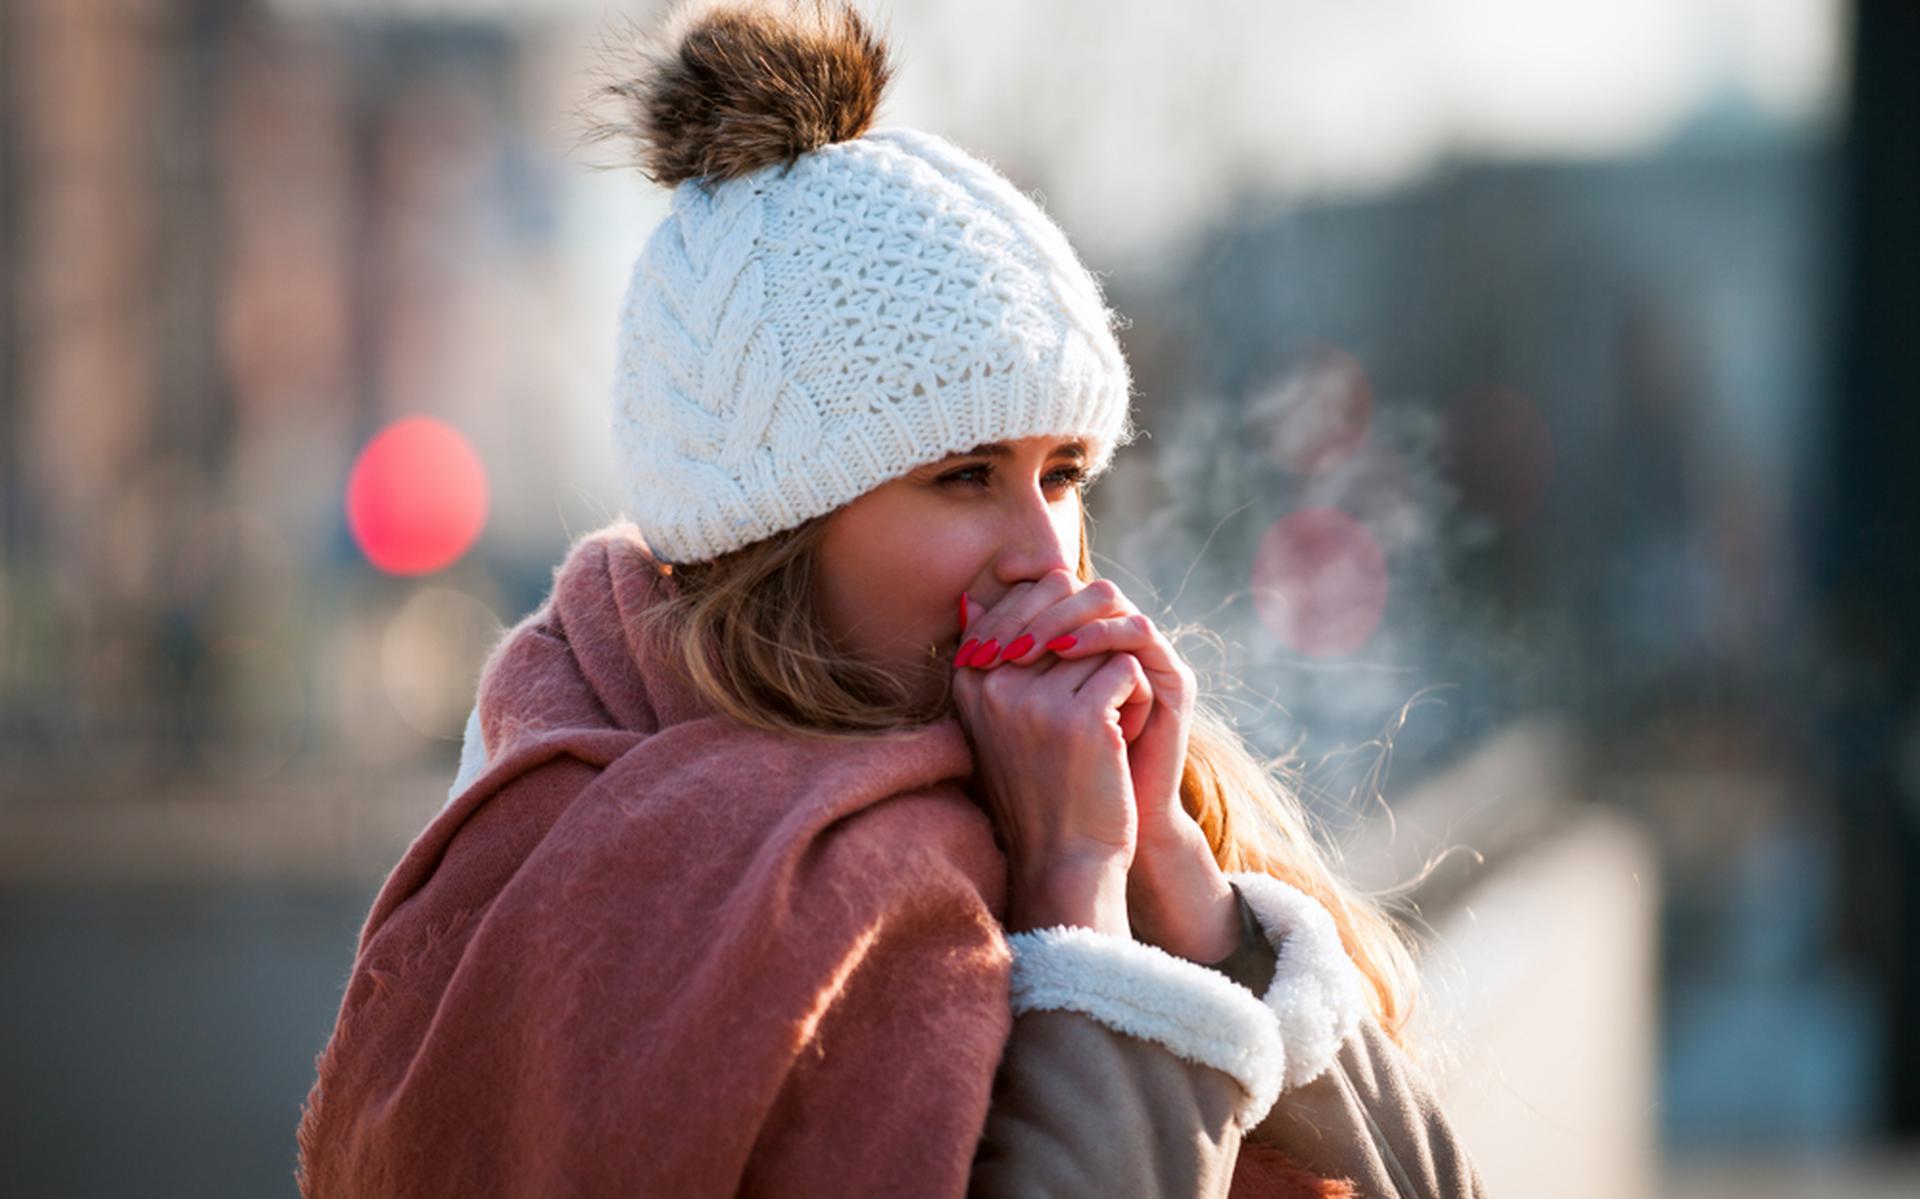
left=1045, top=635, right=1077, bottom=652
left=970, top=639, right=1000, bottom=667
left=1003, top=633, right=1034, bottom=660
left=954, top=638, right=978, bottom=667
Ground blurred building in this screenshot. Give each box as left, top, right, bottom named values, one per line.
left=3, top=0, right=597, bottom=784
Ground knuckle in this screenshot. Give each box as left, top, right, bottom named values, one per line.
left=980, top=667, right=1019, bottom=701
left=1038, top=703, right=1073, bottom=734
left=1085, top=578, right=1121, bottom=605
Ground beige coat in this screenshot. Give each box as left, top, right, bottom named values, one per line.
left=971, top=886, right=1487, bottom=1198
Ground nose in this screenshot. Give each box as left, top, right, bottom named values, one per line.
left=990, top=482, right=1078, bottom=588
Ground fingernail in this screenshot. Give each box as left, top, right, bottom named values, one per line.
left=954, top=638, right=978, bottom=667
left=1045, top=635, right=1077, bottom=652
left=969, top=639, right=1000, bottom=667
left=959, top=592, right=969, bottom=633
left=1002, top=633, right=1034, bottom=661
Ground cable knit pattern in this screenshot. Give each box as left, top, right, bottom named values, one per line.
left=613, top=125, right=1138, bottom=563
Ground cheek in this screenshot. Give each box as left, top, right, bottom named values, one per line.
left=886, top=536, right=978, bottom=643
left=818, top=502, right=979, bottom=651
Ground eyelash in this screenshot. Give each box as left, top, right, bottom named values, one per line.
left=938, top=464, right=1089, bottom=492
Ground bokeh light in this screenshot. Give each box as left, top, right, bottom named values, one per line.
left=1250, top=506, right=1390, bottom=657
left=380, top=586, right=504, bottom=739
left=1245, top=345, right=1374, bottom=475
left=325, top=609, right=424, bottom=767
left=345, top=417, right=488, bottom=575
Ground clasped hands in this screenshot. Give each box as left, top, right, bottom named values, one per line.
left=950, top=569, right=1241, bottom=964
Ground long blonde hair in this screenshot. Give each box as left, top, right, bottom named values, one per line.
left=626, top=505, right=1425, bottom=1049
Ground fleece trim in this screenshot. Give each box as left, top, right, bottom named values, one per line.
left=447, top=703, right=488, bottom=808
left=1227, top=872, right=1372, bottom=1090
left=1007, top=926, right=1287, bottom=1129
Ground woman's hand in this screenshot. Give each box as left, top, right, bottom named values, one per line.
left=951, top=571, right=1148, bottom=939
left=958, top=573, right=1240, bottom=964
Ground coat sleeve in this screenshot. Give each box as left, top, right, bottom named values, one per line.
left=969, top=1008, right=1252, bottom=1199
left=1224, top=875, right=1490, bottom=1199
left=967, top=873, right=1490, bottom=1199
left=1243, top=1016, right=1488, bottom=1199
left=968, top=884, right=1290, bottom=1199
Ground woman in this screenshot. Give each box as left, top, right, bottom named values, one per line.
left=296, top=2, right=1486, bottom=1195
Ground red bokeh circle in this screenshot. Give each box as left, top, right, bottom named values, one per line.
left=1250, top=507, right=1389, bottom=658
left=346, top=417, right=488, bottom=575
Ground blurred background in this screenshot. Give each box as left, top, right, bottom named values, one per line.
left=2, top=0, right=1916, bottom=1194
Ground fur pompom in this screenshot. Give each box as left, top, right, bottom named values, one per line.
left=593, top=0, right=893, bottom=189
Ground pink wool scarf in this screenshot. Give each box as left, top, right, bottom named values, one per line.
left=296, top=523, right=1341, bottom=1197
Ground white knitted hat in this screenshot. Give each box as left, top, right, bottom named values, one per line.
left=603, top=0, right=1137, bottom=564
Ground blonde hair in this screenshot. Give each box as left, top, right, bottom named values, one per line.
left=628, top=506, right=1425, bottom=1048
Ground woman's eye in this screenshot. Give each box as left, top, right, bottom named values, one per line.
left=937, top=465, right=1087, bottom=491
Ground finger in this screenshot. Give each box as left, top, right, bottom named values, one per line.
left=953, top=590, right=1013, bottom=668
left=976, top=641, right=1112, bottom=716
left=1046, top=613, right=1185, bottom=686
left=1117, top=674, right=1153, bottom=743
left=954, top=593, right=986, bottom=668
left=1115, top=660, right=1152, bottom=743
left=979, top=642, right=1136, bottom=721
left=989, top=578, right=1136, bottom=668
left=1047, top=615, right=1193, bottom=740
left=959, top=569, right=1078, bottom=669
left=1072, top=651, right=1152, bottom=736
left=968, top=568, right=1077, bottom=666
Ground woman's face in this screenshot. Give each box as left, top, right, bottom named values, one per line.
left=812, top=434, right=1092, bottom=708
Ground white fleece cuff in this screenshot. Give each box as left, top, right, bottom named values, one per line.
left=1006, top=926, right=1286, bottom=1129
left=1227, top=871, right=1372, bottom=1091
left=446, top=703, right=488, bottom=810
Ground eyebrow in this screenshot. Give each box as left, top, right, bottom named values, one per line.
left=951, top=440, right=1088, bottom=461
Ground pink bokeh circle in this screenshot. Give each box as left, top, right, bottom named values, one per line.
left=1250, top=506, right=1388, bottom=658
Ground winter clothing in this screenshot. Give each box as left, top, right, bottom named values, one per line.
left=615, top=125, right=1138, bottom=565
left=320, top=2, right=1492, bottom=1192
left=297, top=525, right=1395, bottom=1197
left=1246, top=1017, right=1488, bottom=1198
left=1002, top=868, right=1369, bottom=1118
left=974, top=884, right=1349, bottom=1199
left=975, top=884, right=1490, bottom=1199
left=606, top=2, right=1136, bottom=564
